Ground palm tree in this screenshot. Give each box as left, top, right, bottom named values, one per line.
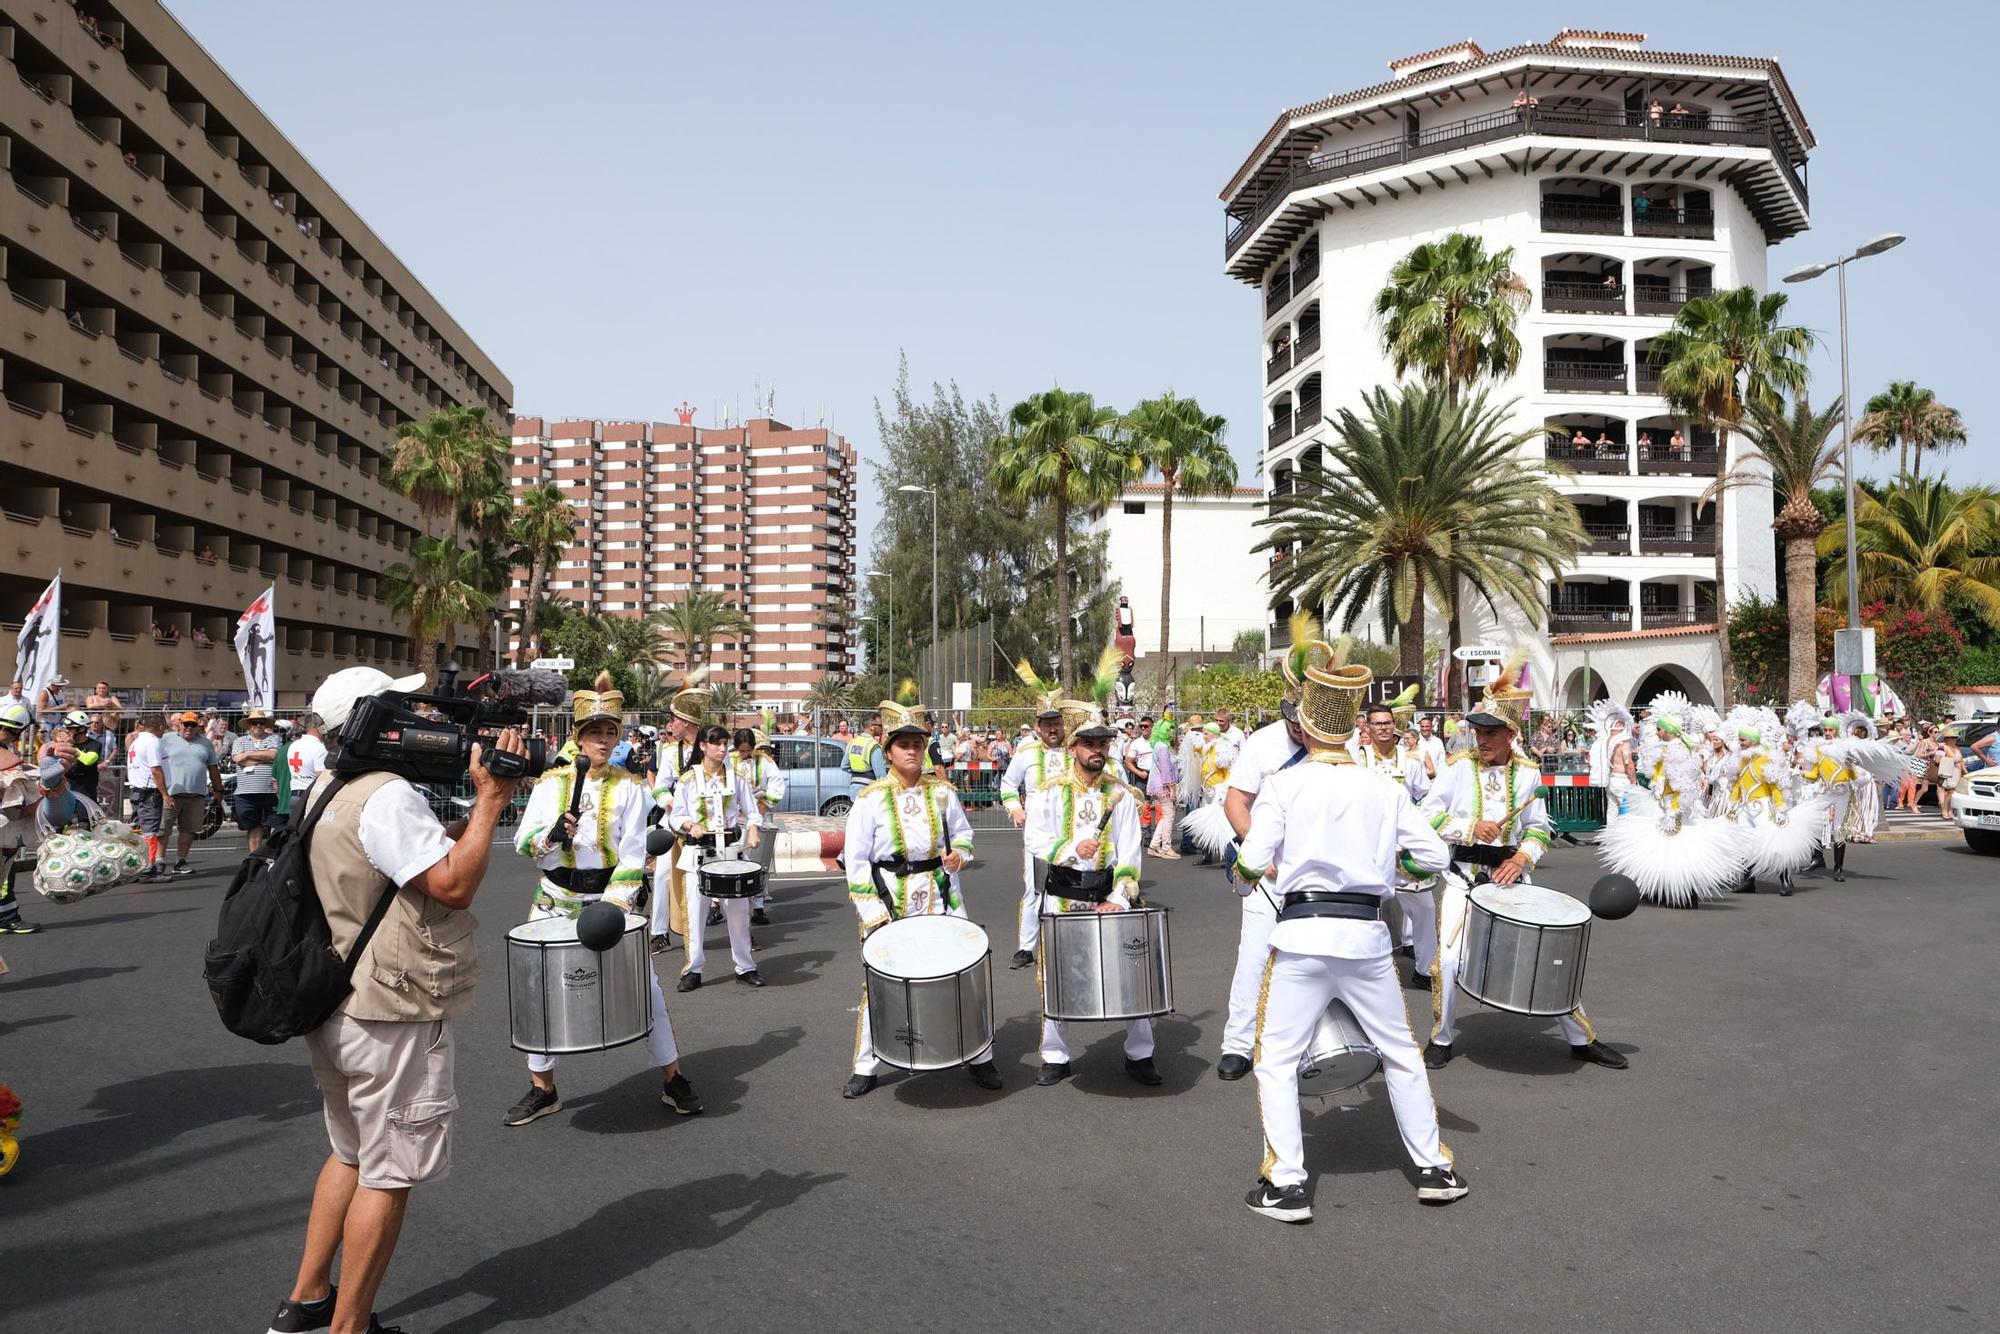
left=387, top=405, right=507, bottom=522
left=624, top=664, right=672, bottom=711
left=1256, top=386, right=1584, bottom=676
left=649, top=590, right=753, bottom=675
left=1372, top=232, right=1531, bottom=408
left=992, top=387, right=1138, bottom=687
left=804, top=674, right=854, bottom=718
left=1648, top=288, right=1813, bottom=705
left=1855, top=380, right=1968, bottom=481
left=706, top=682, right=750, bottom=721
left=1738, top=395, right=1844, bottom=700
left=1124, top=392, right=1234, bottom=693
left=510, top=484, right=578, bottom=664
left=1820, top=480, right=2000, bottom=629
left=384, top=535, right=493, bottom=671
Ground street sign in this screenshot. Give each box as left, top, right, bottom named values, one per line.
left=530, top=657, right=575, bottom=671
left=1453, top=645, right=1502, bottom=661
left=1832, top=629, right=1875, bottom=677
left=951, top=682, right=973, bottom=711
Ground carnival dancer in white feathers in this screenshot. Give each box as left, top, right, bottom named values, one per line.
left=670, top=722, right=764, bottom=990
left=841, top=689, right=997, bottom=1098
left=1585, top=699, right=1640, bottom=825
left=504, top=672, right=703, bottom=1128
left=1597, top=692, right=1743, bottom=908
left=1235, top=645, right=1466, bottom=1224
left=1422, top=653, right=1627, bottom=1070
left=1725, top=706, right=1825, bottom=897
left=998, top=661, right=1070, bottom=972
left=647, top=675, right=709, bottom=954
left=1804, top=711, right=1902, bottom=874
left=1026, top=651, right=1160, bottom=1088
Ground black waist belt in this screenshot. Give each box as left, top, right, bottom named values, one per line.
left=875, top=856, right=944, bottom=877
left=687, top=831, right=741, bottom=852
left=1044, top=864, right=1115, bottom=902
left=1450, top=843, right=1518, bottom=866
left=1278, top=890, right=1384, bottom=923
left=545, top=866, right=613, bottom=895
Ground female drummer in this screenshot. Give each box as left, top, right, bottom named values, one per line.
left=842, top=696, right=996, bottom=1098
left=669, top=724, right=763, bottom=991
left=732, top=727, right=786, bottom=927
left=504, top=673, right=704, bottom=1128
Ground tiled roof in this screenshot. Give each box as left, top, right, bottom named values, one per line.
left=1550, top=28, right=1646, bottom=44
left=1549, top=623, right=1717, bottom=645
left=1123, top=483, right=1264, bottom=499
left=1389, top=39, right=1484, bottom=71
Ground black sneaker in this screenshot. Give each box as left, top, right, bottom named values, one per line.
left=173, top=860, right=195, bottom=877
left=0, top=919, right=41, bottom=935
left=265, top=1286, right=336, bottom=1333
left=1034, top=1061, right=1070, bottom=1087
left=662, top=1071, right=704, bottom=1115
left=1570, top=1041, right=1629, bottom=1070
left=841, top=1073, right=878, bottom=1099
left=735, top=970, right=765, bottom=988
left=650, top=933, right=673, bottom=954
left=966, top=1060, right=1003, bottom=1090
left=706, top=905, right=723, bottom=927
left=1416, top=1165, right=1470, bottom=1204
left=1245, top=1178, right=1312, bottom=1223
left=750, top=908, right=771, bottom=926
left=1009, top=949, right=1034, bottom=970
left=502, top=1084, right=562, bottom=1127
left=1423, top=1041, right=1453, bottom=1069
left=1216, top=1053, right=1253, bottom=1081
left=134, top=865, right=160, bottom=881
left=677, top=971, right=702, bottom=993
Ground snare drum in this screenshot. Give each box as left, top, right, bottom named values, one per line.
left=1457, top=883, right=1591, bottom=1016
left=700, top=857, right=765, bottom=900
left=862, top=915, right=994, bottom=1070
left=1298, top=998, right=1380, bottom=1099
left=1039, top=907, right=1174, bottom=1021
left=507, top=912, right=653, bottom=1054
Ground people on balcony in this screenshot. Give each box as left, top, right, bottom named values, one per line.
left=1647, top=99, right=1664, bottom=127
left=1571, top=429, right=1590, bottom=450
left=1670, top=429, right=1688, bottom=459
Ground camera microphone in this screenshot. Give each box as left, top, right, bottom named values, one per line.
left=465, top=668, right=568, bottom=707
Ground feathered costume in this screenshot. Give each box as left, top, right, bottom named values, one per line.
left=1597, top=691, right=1743, bottom=907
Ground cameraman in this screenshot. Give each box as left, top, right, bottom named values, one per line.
left=266, top=668, right=523, bottom=1334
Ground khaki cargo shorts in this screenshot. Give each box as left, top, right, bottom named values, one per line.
left=305, top=1012, right=457, bottom=1190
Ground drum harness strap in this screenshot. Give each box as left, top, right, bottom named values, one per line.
left=1450, top=842, right=1519, bottom=866
left=870, top=856, right=944, bottom=921
left=1044, top=790, right=1122, bottom=905
left=1278, top=890, right=1385, bottom=923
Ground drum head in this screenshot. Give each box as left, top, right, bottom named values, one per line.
left=1470, top=882, right=1590, bottom=928
left=703, top=859, right=762, bottom=876
left=509, top=916, right=579, bottom=944
left=864, top=915, right=990, bottom=979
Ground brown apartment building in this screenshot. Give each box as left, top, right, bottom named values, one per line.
left=0, top=0, right=510, bottom=702
left=510, top=416, right=857, bottom=704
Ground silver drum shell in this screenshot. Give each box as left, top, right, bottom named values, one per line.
left=1457, top=896, right=1591, bottom=1016
left=864, top=949, right=994, bottom=1071
left=1039, top=907, right=1175, bottom=1021
left=507, top=916, right=653, bottom=1054
left=1298, top=998, right=1380, bottom=1098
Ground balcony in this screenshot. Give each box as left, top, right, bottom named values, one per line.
left=1543, top=281, right=1624, bottom=315
left=1636, top=448, right=1721, bottom=479
left=1639, top=524, right=1718, bottom=556
left=1268, top=413, right=1295, bottom=449
left=1583, top=524, right=1632, bottom=555
left=1294, top=326, right=1321, bottom=361
left=1266, top=345, right=1292, bottom=383
left=1291, top=250, right=1320, bottom=289
left=1541, top=202, right=1624, bottom=236
left=1545, top=360, right=1628, bottom=394
left=1548, top=604, right=1634, bottom=634
left=1640, top=603, right=1718, bottom=629
left=1546, top=441, right=1630, bottom=475
left=1265, top=274, right=1292, bottom=317
left=1634, top=285, right=1712, bottom=317
left=1633, top=207, right=1716, bottom=239
left=1294, top=395, right=1322, bottom=433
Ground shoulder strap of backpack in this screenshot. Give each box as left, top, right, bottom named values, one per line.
left=294, top=773, right=403, bottom=981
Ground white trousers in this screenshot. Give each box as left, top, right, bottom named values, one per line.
left=524, top=902, right=680, bottom=1076
left=684, top=845, right=756, bottom=977
left=1605, top=774, right=1636, bottom=826
left=852, top=903, right=991, bottom=1076
left=748, top=818, right=777, bottom=908
left=1222, top=889, right=1280, bottom=1057
left=1398, top=881, right=1439, bottom=975
left=1039, top=896, right=1154, bottom=1064
left=1824, top=787, right=1852, bottom=845
left=1854, top=782, right=1882, bottom=839
left=649, top=852, right=678, bottom=936
left=1253, top=949, right=1452, bottom=1188
left=1432, top=874, right=1594, bottom=1050
left=1016, top=851, right=1046, bottom=954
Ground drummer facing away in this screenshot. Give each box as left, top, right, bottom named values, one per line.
left=504, top=672, right=705, bottom=1127
left=842, top=691, right=999, bottom=1098
left=1234, top=645, right=1466, bottom=1223
left=1419, top=653, right=1626, bottom=1071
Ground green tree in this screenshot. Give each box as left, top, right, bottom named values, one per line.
left=1854, top=380, right=1967, bottom=481
left=649, top=589, right=754, bottom=674
left=1737, top=394, right=1843, bottom=701
left=991, top=387, right=1139, bottom=687
left=1821, top=480, right=2000, bottom=630
left=1648, top=287, right=1814, bottom=704
left=509, top=483, right=578, bottom=664
left=706, top=682, right=750, bottom=719
left=384, top=535, right=492, bottom=671
left=1257, top=386, right=1583, bottom=678
left=804, top=674, right=854, bottom=715
left=1125, top=392, right=1235, bottom=692
left=387, top=404, right=508, bottom=522
left=1372, top=233, right=1530, bottom=407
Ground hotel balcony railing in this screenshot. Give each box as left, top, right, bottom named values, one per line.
left=1633, top=207, right=1716, bottom=239
left=1265, top=275, right=1292, bottom=316
left=1640, top=603, right=1718, bottom=629
left=1545, top=360, right=1628, bottom=393
left=1639, top=524, right=1718, bottom=555
left=1548, top=604, right=1634, bottom=634
left=1638, top=447, right=1721, bottom=476
left=1266, top=345, right=1293, bottom=383
left=1543, top=281, right=1624, bottom=314
left=1294, top=326, right=1321, bottom=360
left=1268, top=413, right=1295, bottom=448
left=1583, top=524, right=1632, bottom=554
left=1292, top=252, right=1320, bottom=289
left=1546, top=440, right=1630, bottom=474
left=1636, top=364, right=1663, bottom=394
left=1295, top=396, right=1323, bottom=431
left=1541, top=202, right=1624, bottom=236
left=1634, top=285, right=1712, bottom=316
left=1224, top=105, right=1803, bottom=257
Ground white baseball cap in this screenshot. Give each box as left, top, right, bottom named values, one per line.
left=311, top=666, right=426, bottom=730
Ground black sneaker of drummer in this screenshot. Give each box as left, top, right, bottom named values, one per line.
left=1570, top=1040, right=1629, bottom=1069
left=750, top=906, right=771, bottom=926
left=264, top=1284, right=335, bottom=1332
left=677, top=971, right=702, bottom=992
left=1244, top=1179, right=1312, bottom=1224
left=1423, top=1041, right=1453, bottom=1069
left=706, top=903, right=723, bottom=927
left=1008, top=949, right=1034, bottom=970
left=503, top=1084, right=562, bottom=1127
left=1416, top=1165, right=1470, bottom=1205
left=662, top=1070, right=705, bottom=1115
left=967, top=1059, right=1003, bottom=1090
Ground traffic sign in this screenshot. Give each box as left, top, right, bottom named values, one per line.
left=530, top=657, right=575, bottom=671
left=1452, top=645, right=1502, bottom=661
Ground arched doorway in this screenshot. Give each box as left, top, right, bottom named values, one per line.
left=1561, top=666, right=1609, bottom=707
left=1630, top=664, right=1713, bottom=708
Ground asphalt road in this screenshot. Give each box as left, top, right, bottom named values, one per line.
left=3, top=831, right=1995, bottom=1334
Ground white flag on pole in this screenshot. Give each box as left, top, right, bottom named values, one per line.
left=234, top=585, right=277, bottom=709
left=13, top=573, right=62, bottom=704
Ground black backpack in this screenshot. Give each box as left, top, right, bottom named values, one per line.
left=202, top=775, right=398, bottom=1044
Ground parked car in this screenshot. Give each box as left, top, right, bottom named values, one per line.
left=1950, top=717, right=2000, bottom=855
left=772, top=734, right=864, bottom=817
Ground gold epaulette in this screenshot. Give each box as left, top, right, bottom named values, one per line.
left=1447, top=750, right=1474, bottom=766
left=859, top=773, right=958, bottom=800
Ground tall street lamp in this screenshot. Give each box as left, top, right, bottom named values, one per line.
left=1783, top=231, right=1905, bottom=700
left=898, top=484, right=939, bottom=707
left=866, top=568, right=892, bottom=684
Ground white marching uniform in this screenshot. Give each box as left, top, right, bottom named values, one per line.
left=648, top=739, right=700, bottom=938
left=735, top=751, right=787, bottom=909
left=1354, top=741, right=1437, bottom=964
left=669, top=763, right=761, bottom=979
left=846, top=774, right=978, bottom=1076
left=999, top=737, right=1069, bottom=955
left=1219, top=721, right=1304, bottom=1060
left=1421, top=754, right=1598, bottom=1050
left=1026, top=774, right=1152, bottom=1065
left=1238, top=755, right=1454, bottom=1189
left=515, top=765, right=679, bottom=1076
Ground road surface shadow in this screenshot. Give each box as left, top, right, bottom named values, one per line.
left=0, top=964, right=141, bottom=993
left=887, top=1011, right=1043, bottom=1109
left=1448, top=1011, right=1641, bottom=1076
left=566, top=1025, right=805, bottom=1131
left=1064, top=1014, right=1209, bottom=1096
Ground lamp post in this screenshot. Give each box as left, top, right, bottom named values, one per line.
left=866, top=568, right=891, bottom=685
left=898, top=484, right=939, bottom=707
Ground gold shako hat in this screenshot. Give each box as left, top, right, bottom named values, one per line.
left=878, top=680, right=930, bottom=741
left=1061, top=646, right=1122, bottom=743
left=1467, top=648, right=1532, bottom=733
left=572, top=670, right=625, bottom=728
left=1014, top=658, right=1064, bottom=720
left=668, top=667, right=710, bottom=725
left=1297, top=642, right=1373, bottom=746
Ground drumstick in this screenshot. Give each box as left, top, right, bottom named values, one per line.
left=1438, top=786, right=1547, bottom=951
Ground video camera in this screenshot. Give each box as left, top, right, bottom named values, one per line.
left=331, top=663, right=561, bottom=784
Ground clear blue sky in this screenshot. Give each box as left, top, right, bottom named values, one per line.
left=168, top=0, right=1995, bottom=539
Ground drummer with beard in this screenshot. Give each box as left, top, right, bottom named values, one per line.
left=505, top=673, right=704, bottom=1127
left=842, top=695, right=999, bottom=1098
left=1026, top=679, right=1161, bottom=1089
left=1420, top=656, right=1626, bottom=1071
left=1236, top=650, right=1466, bottom=1223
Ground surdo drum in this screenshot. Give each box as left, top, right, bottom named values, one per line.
left=1038, top=906, right=1174, bottom=1022
left=507, top=912, right=653, bottom=1054
left=1456, top=883, right=1592, bottom=1016
left=1297, top=998, right=1381, bottom=1098
left=861, top=915, right=995, bottom=1070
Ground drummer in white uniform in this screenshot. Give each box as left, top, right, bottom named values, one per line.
left=732, top=726, right=786, bottom=926
left=1421, top=659, right=1626, bottom=1071
left=503, top=673, right=704, bottom=1127
left=1236, top=650, right=1466, bottom=1223
left=670, top=724, right=763, bottom=991
left=999, top=665, right=1068, bottom=971
left=1353, top=697, right=1439, bottom=986
left=647, top=682, right=708, bottom=954
left=1026, top=692, right=1160, bottom=1088
left=842, top=695, right=999, bottom=1098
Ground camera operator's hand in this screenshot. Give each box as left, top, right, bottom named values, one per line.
left=472, top=728, right=527, bottom=800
